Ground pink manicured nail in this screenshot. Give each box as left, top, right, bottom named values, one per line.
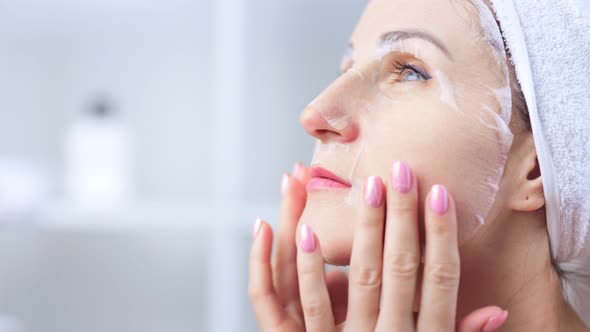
left=292, top=162, right=301, bottom=178
left=292, top=162, right=307, bottom=183
left=392, top=161, right=412, bottom=193
left=364, top=176, right=383, bottom=208
left=482, top=310, right=509, bottom=332
left=281, top=174, right=289, bottom=196
left=300, top=224, right=316, bottom=253
left=429, top=184, right=449, bottom=215
left=253, top=217, right=262, bottom=240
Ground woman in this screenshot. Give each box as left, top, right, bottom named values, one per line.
left=249, top=0, right=590, bottom=331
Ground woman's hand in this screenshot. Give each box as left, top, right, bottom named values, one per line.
left=249, top=162, right=509, bottom=332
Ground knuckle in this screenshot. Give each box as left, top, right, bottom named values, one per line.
left=424, top=262, right=460, bottom=289
left=387, top=198, right=417, bottom=217
left=350, top=265, right=382, bottom=289
left=248, top=287, right=268, bottom=303
left=427, top=218, right=452, bottom=237
left=384, top=251, right=421, bottom=279
left=302, top=300, right=329, bottom=319
left=358, top=212, right=382, bottom=230
left=297, top=258, right=318, bottom=276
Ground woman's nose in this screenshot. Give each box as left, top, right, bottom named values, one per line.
left=300, top=105, right=358, bottom=143
left=300, top=106, right=358, bottom=143
left=300, top=79, right=360, bottom=143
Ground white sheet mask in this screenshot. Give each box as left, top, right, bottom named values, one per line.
left=435, top=71, right=460, bottom=112
left=312, top=141, right=351, bottom=156
left=377, top=37, right=425, bottom=62
left=470, top=0, right=508, bottom=64
left=306, top=0, right=514, bottom=244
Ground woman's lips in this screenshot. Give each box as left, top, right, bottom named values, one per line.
left=306, top=167, right=352, bottom=192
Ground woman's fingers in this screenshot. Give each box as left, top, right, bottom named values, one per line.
left=250, top=163, right=310, bottom=331
left=457, top=306, right=509, bottom=332
left=292, top=161, right=311, bottom=184
left=376, top=162, right=420, bottom=330
left=417, top=184, right=461, bottom=331
left=325, top=270, right=349, bottom=326
left=249, top=219, right=288, bottom=331
left=273, top=163, right=309, bottom=303
left=345, top=176, right=385, bottom=331
left=297, top=224, right=336, bottom=332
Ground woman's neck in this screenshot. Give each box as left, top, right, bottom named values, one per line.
left=457, top=210, right=589, bottom=331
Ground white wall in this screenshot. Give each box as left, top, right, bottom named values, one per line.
left=0, top=0, right=215, bottom=199
left=0, top=0, right=366, bottom=331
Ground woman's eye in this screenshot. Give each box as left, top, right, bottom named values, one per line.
left=402, top=70, right=424, bottom=81
left=391, top=61, right=432, bottom=82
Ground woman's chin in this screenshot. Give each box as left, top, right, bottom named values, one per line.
left=300, top=193, right=357, bottom=266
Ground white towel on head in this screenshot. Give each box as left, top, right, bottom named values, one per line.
left=490, top=0, right=590, bottom=326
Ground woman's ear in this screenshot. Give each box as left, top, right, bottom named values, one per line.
left=508, top=133, right=545, bottom=212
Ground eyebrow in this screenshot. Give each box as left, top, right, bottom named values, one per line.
left=378, top=29, right=454, bottom=61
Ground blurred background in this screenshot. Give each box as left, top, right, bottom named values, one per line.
left=0, top=0, right=365, bottom=331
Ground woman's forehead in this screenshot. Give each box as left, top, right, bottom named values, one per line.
left=349, top=0, right=494, bottom=61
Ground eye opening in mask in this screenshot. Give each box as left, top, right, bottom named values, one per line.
left=380, top=52, right=433, bottom=85
left=390, top=58, right=432, bottom=82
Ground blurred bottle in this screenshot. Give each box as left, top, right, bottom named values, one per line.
left=65, top=96, right=132, bottom=210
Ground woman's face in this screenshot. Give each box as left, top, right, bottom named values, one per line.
left=299, top=0, right=513, bottom=265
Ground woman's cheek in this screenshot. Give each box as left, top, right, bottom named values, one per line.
left=416, top=108, right=511, bottom=241
left=361, top=101, right=507, bottom=243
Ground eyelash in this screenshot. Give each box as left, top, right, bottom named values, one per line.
left=391, top=59, right=432, bottom=81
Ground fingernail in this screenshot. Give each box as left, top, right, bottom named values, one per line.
left=292, top=162, right=301, bottom=178
left=364, top=176, right=383, bottom=208
left=281, top=174, right=289, bottom=196
left=429, top=184, right=449, bottom=215
left=392, top=161, right=412, bottom=193
left=292, top=162, right=307, bottom=183
left=253, top=217, right=263, bottom=240
left=482, top=310, right=509, bottom=332
left=299, top=224, right=316, bottom=253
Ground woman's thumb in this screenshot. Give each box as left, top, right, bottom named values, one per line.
left=457, top=306, right=509, bottom=332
